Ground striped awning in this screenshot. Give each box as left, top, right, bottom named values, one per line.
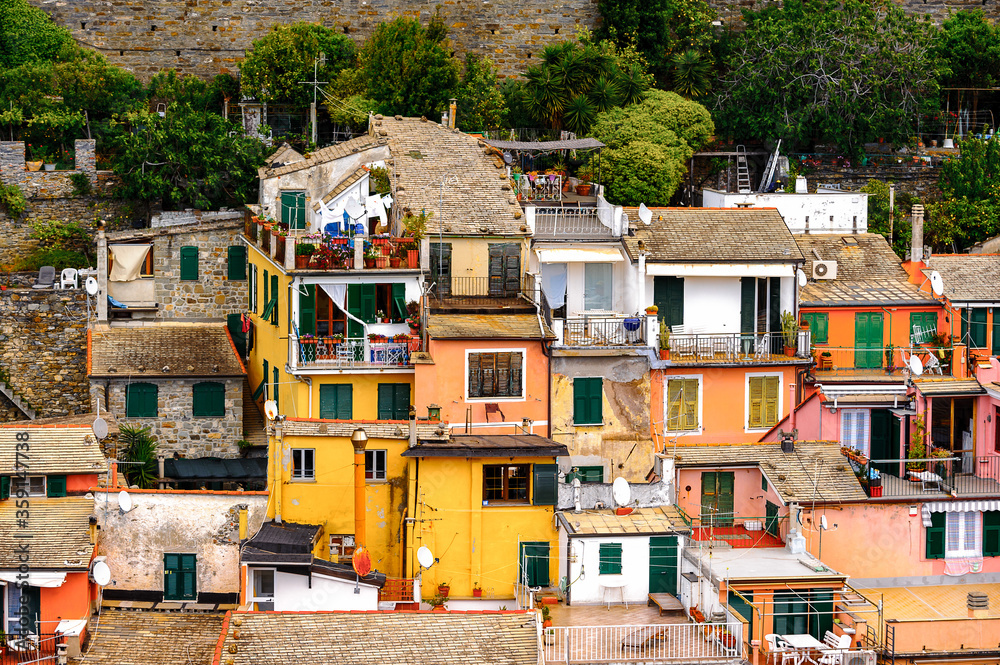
left=922, top=500, right=1000, bottom=526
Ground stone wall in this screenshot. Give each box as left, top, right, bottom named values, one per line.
left=0, top=140, right=96, bottom=199
left=0, top=289, right=90, bottom=420
left=95, top=376, right=244, bottom=457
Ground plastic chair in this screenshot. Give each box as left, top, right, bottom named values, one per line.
left=817, top=634, right=852, bottom=665
left=60, top=268, right=79, bottom=290
left=31, top=266, right=55, bottom=289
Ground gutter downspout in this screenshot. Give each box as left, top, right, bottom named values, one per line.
left=273, top=418, right=284, bottom=523
left=536, top=301, right=553, bottom=438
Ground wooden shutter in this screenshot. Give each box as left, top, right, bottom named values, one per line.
left=740, top=277, right=755, bottom=334
left=488, top=244, right=505, bottom=295
left=164, top=553, right=180, bottom=599
left=768, top=277, right=781, bottom=334
left=748, top=377, right=764, bottom=428
left=273, top=367, right=280, bottom=412
left=926, top=512, right=946, bottom=559
left=510, top=352, right=523, bottom=397
left=532, top=464, right=558, bottom=505
left=193, top=382, right=225, bottom=417
left=431, top=243, right=452, bottom=294
left=377, top=384, right=393, bottom=420
left=46, top=475, right=67, bottom=498
left=227, top=245, right=246, bottom=280
left=346, top=285, right=364, bottom=339
left=270, top=274, right=279, bottom=325
left=972, top=308, right=988, bottom=348
left=179, top=246, right=199, bottom=281
left=127, top=383, right=158, bottom=418
left=653, top=276, right=685, bottom=328
left=0, top=475, right=8, bottom=500
left=391, top=283, right=407, bottom=320
left=281, top=191, right=306, bottom=229
left=481, top=353, right=497, bottom=397
left=320, top=384, right=353, bottom=420
left=360, top=284, right=377, bottom=322
left=468, top=353, right=483, bottom=397
left=681, top=379, right=698, bottom=430
left=993, top=309, right=1000, bottom=356
left=804, top=313, right=828, bottom=344
left=984, top=511, right=1000, bottom=557
left=716, top=472, right=735, bottom=525
left=574, top=377, right=601, bottom=425
left=763, top=377, right=779, bottom=427
left=495, top=352, right=512, bottom=397
left=700, top=471, right=718, bottom=522
left=394, top=384, right=410, bottom=420
left=299, top=285, right=316, bottom=337
left=598, top=543, right=622, bottom=574
left=503, top=244, right=521, bottom=294
left=180, top=554, right=197, bottom=600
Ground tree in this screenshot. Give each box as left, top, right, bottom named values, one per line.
left=240, top=23, right=357, bottom=107
left=589, top=89, right=713, bottom=205
left=357, top=15, right=460, bottom=118
left=119, top=424, right=159, bottom=489
left=148, top=70, right=239, bottom=114
left=860, top=179, right=916, bottom=257
left=107, top=103, right=268, bottom=213
left=0, top=0, right=75, bottom=68
left=934, top=10, right=1000, bottom=88
left=926, top=136, right=1000, bottom=250
left=713, top=0, right=941, bottom=154
left=455, top=55, right=507, bottom=132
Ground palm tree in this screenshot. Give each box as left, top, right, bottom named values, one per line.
left=672, top=50, right=712, bottom=98
left=589, top=75, right=622, bottom=113
left=119, top=423, right=159, bottom=489
left=525, top=65, right=567, bottom=127
left=563, top=94, right=597, bottom=135
left=617, top=63, right=650, bottom=106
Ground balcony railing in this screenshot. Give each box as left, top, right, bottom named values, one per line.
left=378, top=577, right=415, bottom=603
left=1, top=634, right=63, bottom=665
left=555, top=315, right=649, bottom=347
left=854, top=454, right=1000, bottom=499
left=814, top=346, right=953, bottom=376
left=512, top=173, right=562, bottom=202
left=541, top=622, right=743, bottom=664
left=429, top=275, right=537, bottom=307
left=666, top=331, right=811, bottom=364
left=291, top=336, right=420, bottom=370
left=533, top=207, right=615, bottom=238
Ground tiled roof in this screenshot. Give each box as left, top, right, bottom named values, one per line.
left=14, top=411, right=119, bottom=434
left=312, top=166, right=369, bottom=212
left=0, top=497, right=94, bottom=569
left=219, top=611, right=539, bottom=665
left=796, top=234, right=936, bottom=306
left=0, top=425, right=106, bottom=475
left=375, top=116, right=527, bottom=236
left=403, top=434, right=569, bottom=458
left=90, top=324, right=245, bottom=377
left=924, top=254, right=1000, bottom=302
left=558, top=506, right=689, bottom=535
left=67, top=609, right=225, bottom=665
left=671, top=441, right=867, bottom=503
left=428, top=314, right=554, bottom=339
left=280, top=418, right=449, bottom=441
left=262, top=135, right=386, bottom=178
left=622, top=208, right=803, bottom=263
left=913, top=377, right=986, bottom=396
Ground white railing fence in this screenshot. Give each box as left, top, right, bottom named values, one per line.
left=541, top=622, right=743, bottom=664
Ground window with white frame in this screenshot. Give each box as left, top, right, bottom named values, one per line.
left=583, top=263, right=613, bottom=311
left=365, top=450, right=387, bottom=481
left=665, top=378, right=700, bottom=432
left=841, top=409, right=871, bottom=457
left=291, top=448, right=315, bottom=480
left=251, top=568, right=274, bottom=599
left=947, top=511, right=981, bottom=558
left=14, top=476, right=45, bottom=497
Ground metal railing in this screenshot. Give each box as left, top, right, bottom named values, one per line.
left=512, top=174, right=562, bottom=202
left=856, top=455, right=1000, bottom=498
left=514, top=579, right=535, bottom=611
left=559, top=316, right=647, bottom=346
left=813, top=346, right=952, bottom=375
left=430, top=275, right=536, bottom=306
left=541, top=622, right=743, bottom=664
left=378, top=578, right=415, bottom=603
left=292, top=336, right=419, bottom=369
left=533, top=207, right=614, bottom=238
left=0, top=634, right=63, bottom=665
left=667, top=331, right=811, bottom=363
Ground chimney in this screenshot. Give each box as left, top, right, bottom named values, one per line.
left=351, top=428, right=369, bottom=548
left=408, top=404, right=417, bottom=448
left=238, top=503, right=249, bottom=541
left=910, top=204, right=925, bottom=263
left=968, top=591, right=989, bottom=618
left=449, top=98, right=457, bottom=129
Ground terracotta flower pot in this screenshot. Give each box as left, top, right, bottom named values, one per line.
left=295, top=255, right=310, bottom=269
left=437, top=585, right=450, bottom=598
left=390, top=257, right=401, bottom=268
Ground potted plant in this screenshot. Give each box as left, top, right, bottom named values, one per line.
left=575, top=163, right=595, bottom=196
left=780, top=310, right=798, bottom=355
left=403, top=209, right=430, bottom=241
left=437, top=582, right=450, bottom=598
left=364, top=247, right=378, bottom=269
left=473, top=581, right=483, bottom=598
left=818, top=351, right=833, bottom=370
left=645, top=304, right=659, bottom=316
left=368, top=332, right=387, bottom=343
left=429, top=592, right=448, bottom=612
left=295, top=242, right=315, bottom=269
left=659, top=320, right=671, bottom=360
left=907, top=415, right=928, bottom=471
left=374, top=248, right=388, bottom=269
left=541, top=604, right=552, bottom=628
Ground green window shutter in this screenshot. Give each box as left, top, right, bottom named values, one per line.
left=803, top=313, right=828, bottom=344
left=126, top=383, right=158, bottom=418
left=273, top=367, right=280, bottom=412
left=984, top=511, right=1000, bottom=557
left=319, top=384, right=353, bottom=420
left=262, top=359, right=269, bottom=400
left=926, top=512, right=946, bottom=559
left=193, top=382, right=225, bottom=417
left=281, top=192, right=306, bottom=229
left=762, top=474, right=768, bottom=491
left=993, top=309, right=1000, bottom=356
left=252, top=377, right=265, bottom=400
left=392, top=283, right=407, bottom=320
left=654, top=276, right=685, bottom=328
left=972, top=308, right=988, bottom=348
left=573, top=377, right=602, bottom=425
left=346, top=285, right=363, bottom=338
left=748, top=377, right=764, bottom=428
left=0, top=475, right=9, bottom=500
left=532, top=464, right=558, bottom=506
left=377, top=384, right=393, bottom=420
left=270, top=275, right=279, bottom=326
left=598, top=543, right=623, bottom=574
left=179, top=246, right=199, bottom=281
left=574, top=466, right=603, bottom=483
left=46, top=474, right=67, bottom=498
left=394, top=384, right=410, bottom=420
left=763, top=377, right=779, bottom=427
left=263, top=269, right=269, bottom=308
left=227, top=245, right=247, bottom=280
left=260, top=297, right=276, bottom=324
left=740, top=277, right=755, bottom=334
left=299, top=285, right=316, bottom=337
left=360, top=284, right=377, bottom=323
left=962, top=309, right=969, bottom=346
left=910, top=312, right=936, bottom=344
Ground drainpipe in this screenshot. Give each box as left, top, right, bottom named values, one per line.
left=637, top=249, right=647, bottom=311
left=274, top=418, right=284, bottom=523
left=352, top=428, right=369, bottom=547
left=408, top=405, right=418, bottom=448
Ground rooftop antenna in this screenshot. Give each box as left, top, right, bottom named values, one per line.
left=298, top=56, right=328, bottom=146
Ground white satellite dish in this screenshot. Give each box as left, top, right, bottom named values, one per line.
left=345, top=199, right=366, bottom=220
left=612, top=477, right=631, bottom=506
left=797, top=268, right=807, bottom=288
left=92, top=417, right=109, bottom=440
left=416, top=546, right=434, bottom=569
left=85, top=277, right=99, bottom=296
left=820, top=515, right=828, bottom=531
left=264, top=400, right=278, bottom=420
left=908, top=354, right=924, bottom=376
left=638, top=203, right=652, bottom=225
left=91, top=559, right=112, bottom=586
left=118, top=490, right=133, bottom=513
left=929, top=271, right=944, bottom=296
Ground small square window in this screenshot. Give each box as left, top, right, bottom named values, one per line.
left=599, top=543, right=623, bottom=575
left=291, top=449, right=314, bottom=480
left=365, top=450, right=387, bottom=481
left=330, top=534, right=356, bottom=561
left=252, top=569, right=274, bottom=599
left=15, top=476, right=46, bottom=497
left=483, top=464, right=529, bottom=503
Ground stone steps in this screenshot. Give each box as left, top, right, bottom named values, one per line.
left=0, top=379, right=36, bottom=419
left=242, top=378, right=266, bottom=447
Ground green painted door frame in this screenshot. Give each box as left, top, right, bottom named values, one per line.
left=649, top=536, right=678, bottom=595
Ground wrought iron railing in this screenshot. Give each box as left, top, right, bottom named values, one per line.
left=558, top=316, right=647, bottom=346
left=855, top=454, right=1000, bottom=498
left=430, top=275, right=536, bottom=306
left=378, top=578, right=415, bottom=603
left=541, top=622, right=743, bottom=664
left=533, top=207, right=614, bottom=238
left=512, top=173, right=562, bottom=202
left=0, top=634, right=63, bottom=665
left=666, top=331, right=811, bottom=363
left=293, top=336, right=419, bottom=369
left=813, top=345, right=953, bottom=375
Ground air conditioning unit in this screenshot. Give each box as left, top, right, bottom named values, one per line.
left=813, top=260, right=838, bottom=280
left=842, top=651, right=877, bottom=665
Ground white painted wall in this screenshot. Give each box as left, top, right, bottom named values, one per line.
left=701, top=188, right=868, bottom=235
left=684, top=277, right=742, bottom=332
left=560, top=261, right=629, bottom=315
left=272, top=570, right=380, bottom=611
left=567, top=536, right=652, bottom=605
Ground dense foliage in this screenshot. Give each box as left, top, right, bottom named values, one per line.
left=926, top=137, right=1000, bottom=250
left=0, top=0, right=75, bottom=68
left=455, top=55, right=508, bottom=132
left=933, top=10, right=1000, bottom=88
left=860, top=179, right=917, bottom=257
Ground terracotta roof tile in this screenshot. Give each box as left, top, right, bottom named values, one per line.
left=0, top=426, right=106, bottom=475
left=925, top=254, right=1000, bottom=302
left=90, top=324, right=245, bottom=377
left=263, top=135, right=385, bottom=178
left=312, top=167, right=369, bottom=211
left=68, top=609, right=225, bottom=665
left=0, top=497, right=94, bottom=569
left=428, top=314, right=554, bottom=339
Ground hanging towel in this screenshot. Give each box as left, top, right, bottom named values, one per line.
left=318, top=284, right=366, bottom=332
left=540, top=263, right=567, bottom=310
left=109, top=244, right=151, bottom=282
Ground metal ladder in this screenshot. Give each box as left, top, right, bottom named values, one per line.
left=736, top=145, right=752, bottom=193
left=757, top=139, right=782, bottom=192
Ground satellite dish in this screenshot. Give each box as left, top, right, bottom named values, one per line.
left=929, top=271, right=944, bottom=296
left=85, top=277, right=99, bottom=296
left=820, top=515, right=828, bottom=531
left=352, top=546, right=373, bottom=578
left=502, top=152, right=513, bottom=165
left=264, top=400, right=278, bottom=420
left=638, top=203, right=652, bottom=225
left=345, top=199, right=365, bottom=220
left=91, top=560, right=112, bottom=586
left=92, top=417, right=109, bottom=440
left=909, top=354, right=924, bottom=376
left=797, top=269, right=807, bottom=288
left=417, top=545, right=434, bottom=569
left=118, top=490, right=133, bottom=513
left=612, top=477, right=631, bottom=506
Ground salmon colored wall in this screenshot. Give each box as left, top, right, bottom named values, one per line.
left=67, top=474, right=100, bottom=493
left=415, top=339, right=549, bottom=435
left=652, top=365, right=800, bottom=442
left=722, top=583, right=842, bottom=641
left=760, top=393, right=825, bottom=442
left=801, top=305, right=942, bottom=352
left=889, top=617, right=1000, bottom=657
left=41, top=571, right=91, bottom=629
left=676, top=465, right=787, bottom=531
left=801, top=503, right=1000, bottom=579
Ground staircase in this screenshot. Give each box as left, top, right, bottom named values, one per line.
left=242, top=379, right=267, bottom=448
left=0, top=379, right=36, bottom=420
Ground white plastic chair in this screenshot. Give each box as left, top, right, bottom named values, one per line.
left=60, top=268, right=79, bottom=290
left=817, top=634, right=852, bottom=665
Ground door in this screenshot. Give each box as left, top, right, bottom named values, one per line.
left=855, top=313, right=884, bottom=369
left=765, top=501, right=780, bottom=538
left=773, top=590, right=808, bottom=635
left=518, top=542, right=549, bottom=587
left=489, top=243, right=521, bottom=296
left=728, top=590, right=754, bottom=641
left=653, top=276, right=684, bottom=328
left=740, top=277, right=755, bottom=353
left=430, top=243, right=452, bottom=295
left=649, top=536, right=678, bottom=595
left=298, top=284, right=315, bottom=336
left=700, top=471, right=734, bottom=527
left=164, top=553, right=197, bottom=601
left=870, top=409, right=892, bottom=473
left=5, top=584, right=40, bottom=635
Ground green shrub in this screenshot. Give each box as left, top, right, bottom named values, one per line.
left=69, top=172, right=92, bottom=197
left=29, top=219, right=92, bottom=258
left=0, top=184, right=26, bottom=217
left=119, top=423, right=159, bottom=489
left=15, top=248, right=88, bottom=272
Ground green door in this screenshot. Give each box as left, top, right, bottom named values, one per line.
left=765, top=501, right=780, bottom=537
left=728, top=590, right=754, bottom=641
left=649, top=536, right=678, bottom=595
left=870, top=409, right=892, bottom=472
left=164, top=553, right=197, bottom=601
left=773, top=590, right=808, bottom=634
left=700, top=471, right=734, bottom=527
left=654, top=277, right=685, bottom=329
left=298, top=284, right=316, bottom=336
left=855, top=313, right=884, bottom=369
left=519, top=542, right=549, bottom=587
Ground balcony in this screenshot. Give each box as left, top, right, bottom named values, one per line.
left=290, top=335, right=421, bottom=372
left=1, top=635, right=64, bottom=665
left=853, top=454, right=1000, bottom=499
left=665, top=331, right=811, bottom=365
left=512, top=173, right=563, bottom=202
left=533, top=206, right=616, bottom=239
left=552, top=315, right=651, bottom=348
left=813, top=346, right=953, bottom=378
left=428, top=275, right=537, bottom=311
